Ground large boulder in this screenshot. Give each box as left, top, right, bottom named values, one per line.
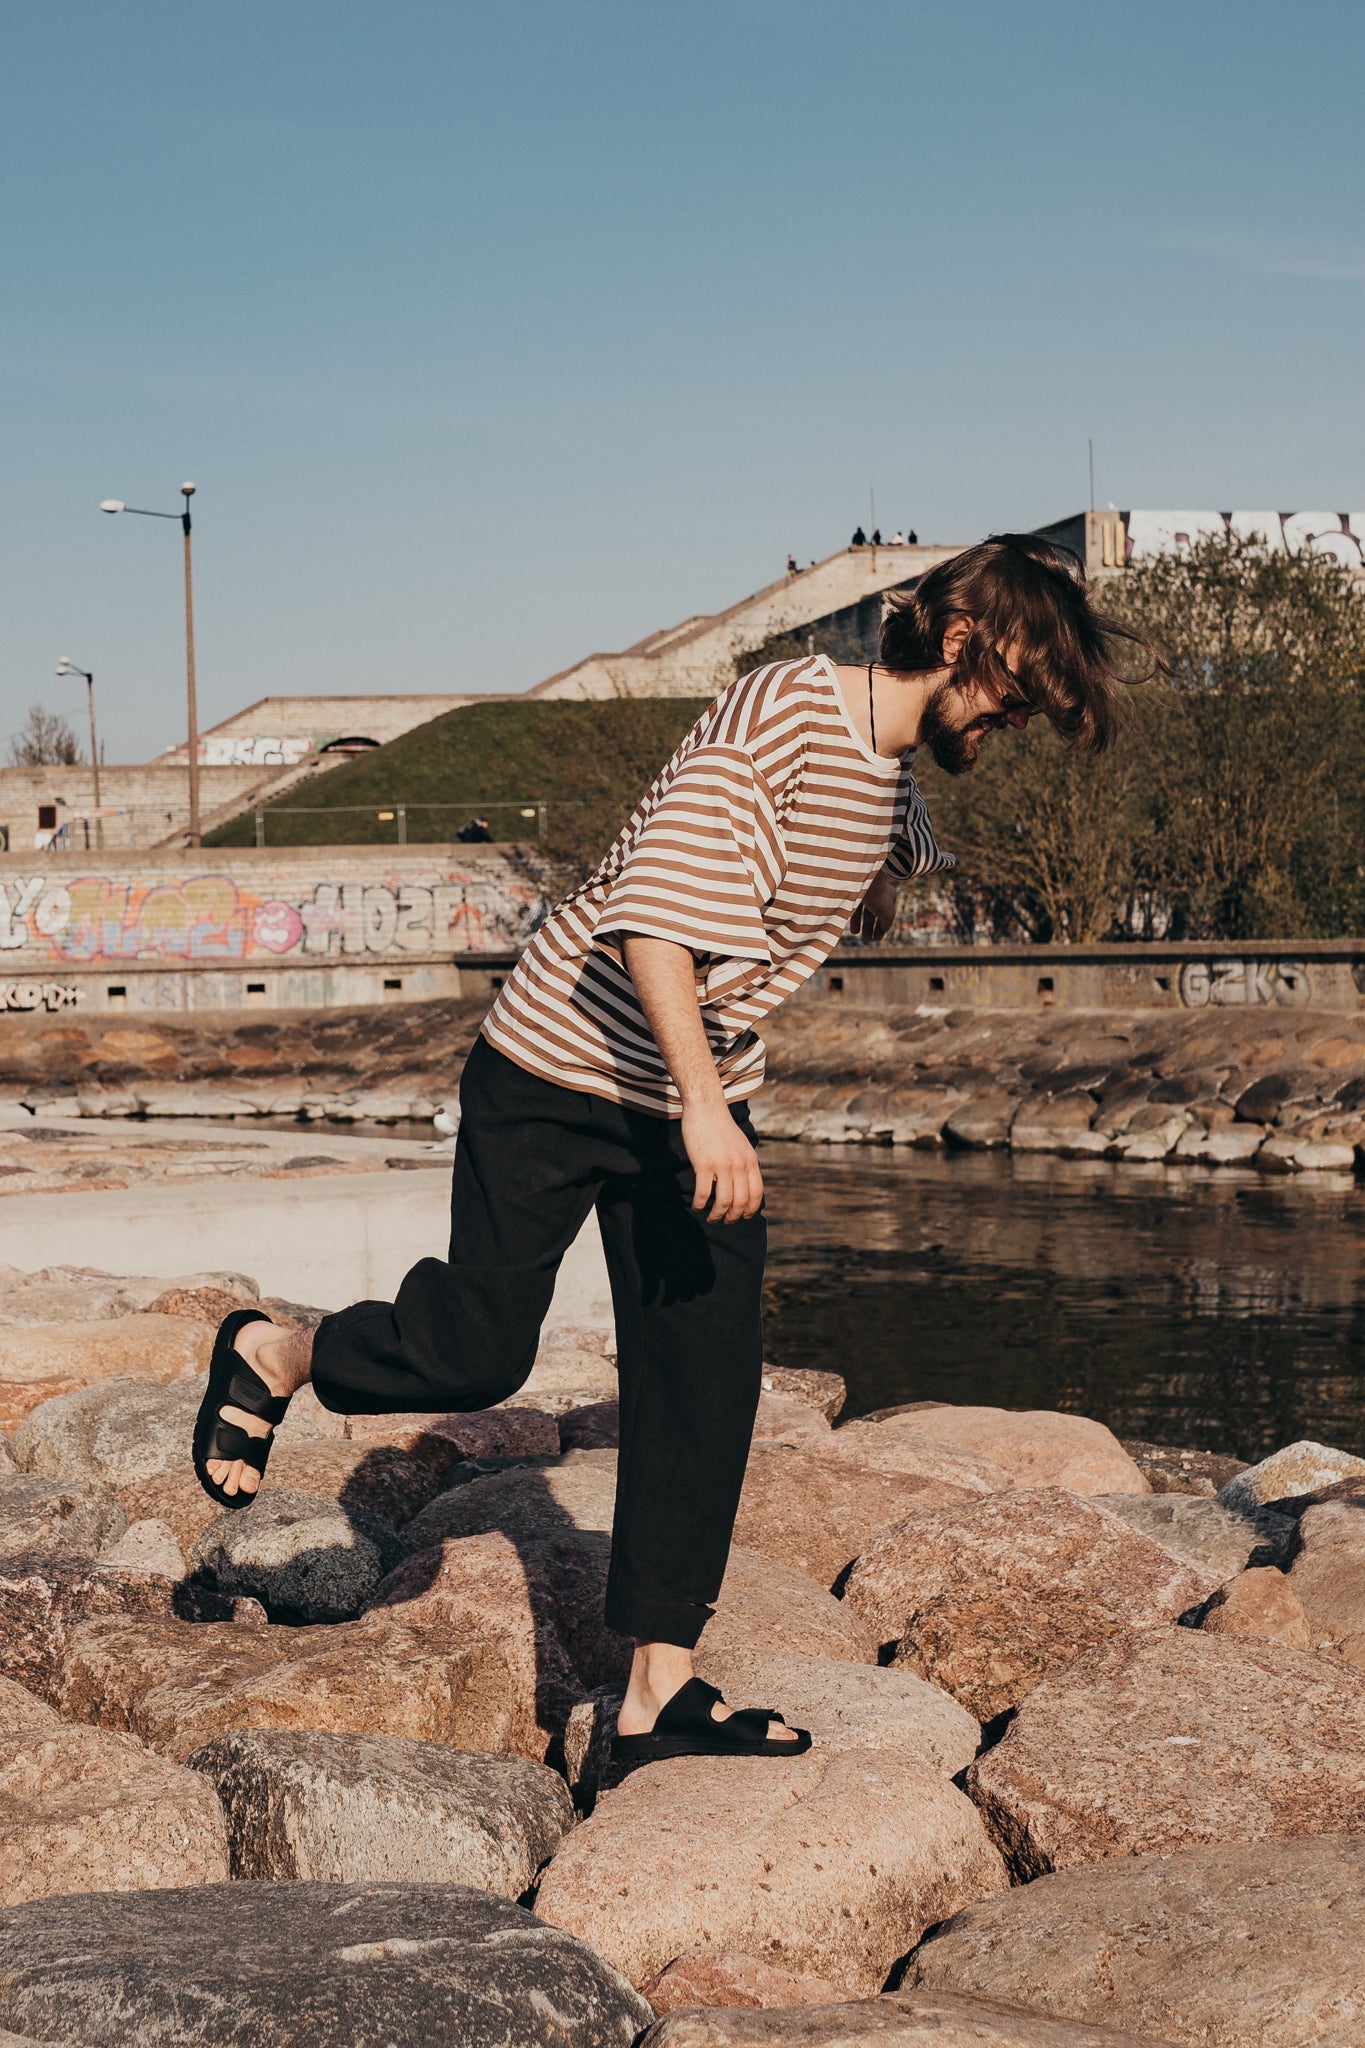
left=0, top=1882, right=651, bottom=2045
left=1218, top=1440, right=1365, bottom=1513
left=58, top=1611, right=517, bottom=1763
left=733, top=1442, right=987, bottom=1590
left=909, top=1835, right=1365, bottom=2048
left=402, top=1451, right=618, bottom=1549
left=344, top=1404, right=561, bottom=1471
left=695, top=1648, right=979, bottom=1777
left=1288, top=1485, right=1365, bottom=1664
left=256, top=1439, right=442, bottom=1527
left=1200, top=1566, right=1311, bottom=1648
left=0, top=1551, right=182, bottom=1701
left=535, top=1750, right=1008, bottom=1997
left=811, top=1418, right=1016, bottom=1498
left=0, top=1472, right=126, bottom=1560
left=698, top=1545, right=876, bottom=1664
left=0, top=1709, right=228, bottom=1905
left=100, top=1517, right=186, bottom=1578
left=874, top=1408, right=1147, bottom=1497
left=371, top=1530, right=599, bottom=1754
left=1119, top=1440, right=1247, bottom=1498
left=967, top=1628, right=1365, bottom=1878
left=191, top=1491, right=406, bottom=1622
left=641, top=1992, right=1179, bottom=2044
left=842, top=1489, right=1212, bottom=1718
left=644, top=1949, right=844, bottom=2014
left=1092, top=1491, right=1294, bottom=1575
left=0, top=1317, right=212, bottom=1433
left=14, top=1377, right=202, bottom=1489
left=188, top=1727, right=572, bottom=1892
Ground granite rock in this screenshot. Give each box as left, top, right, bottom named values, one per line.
left=809, top=1418, right=1017, bottom=1499
left=0, top=1881, right=651, bottom=2046
left=0, top=1550, right=182, bottom=1701
left=1288, top=1487, right=1365, bottom=1663
left=191, top=1490, right=407, bottom=1622
left=536, top=1749, right=1008, bottom=1997
left=1092, top=1491, right=1294, bottom=1574
left=402, top=1451, right=618, bottom=1549
left=909, top=1835, right=1365, bottom=2048
left=843, top=1489, right=1212, bottom=1716
left=641, top=1992, right=1178, bottom=2044
left=0, top=1314, right=212, bottom=1412
left=14, top=1376, right=203, bottom=1489
left=1117, top=1440, right=1248, bottom=1498
left=99, top=1517, right=186, bottom=1577
left=188, top=1726, right=572, bottom=1892
left=1218, top=1439, right=1365, bottom=1513
left=0, top=1717, right=229, bottom=1905
left=1199, top=1566, right=1311, bottom=1648
left=761, top=1367, right=846, bottom=1423
left=733, top=1442, right=984, bottom=1590
left=967, top=1627, right=1365, bottom=1878
left=645, top=1949, right=844, bottom=2014
left=345, top=1404, right=561, bottom=1472
left=883, top=1408, right=1147, bottom=1497
left=0, top=1472, right=126, bottom=1560
left=695, top=1648, right=980, bottom=1777
left=58, top=1610, right=517, bottom=1762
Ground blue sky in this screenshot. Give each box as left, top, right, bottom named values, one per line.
left=3, top=1, right=1363, bottom=761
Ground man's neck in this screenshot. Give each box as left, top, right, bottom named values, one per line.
left=833, top=662, right=944, bottom=757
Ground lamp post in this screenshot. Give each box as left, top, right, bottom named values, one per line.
left=54, top=659, right=102, bottom=849
left=101, top=483, right=201, bottom=846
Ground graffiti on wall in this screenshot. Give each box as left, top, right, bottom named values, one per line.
left=1, top=981, right=79, bottom=1011
left=1127, top=511, right=1364, bottom=568
left=200, top=736, right=315, bottom=768
left=1179, top=959, right=1310, bottom=1008
left=0, top=869, right=548, bottom=967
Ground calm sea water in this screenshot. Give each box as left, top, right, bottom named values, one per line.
left=759, top=1148, right=1365, bottom=1463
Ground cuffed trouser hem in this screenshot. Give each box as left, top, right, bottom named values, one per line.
left=605, top=1574, right=715, bottom=1650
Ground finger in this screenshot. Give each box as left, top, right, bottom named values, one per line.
left=710, top=1166, right=734, bottom=1221
left=691, top=1165, right=714, bottom=1213
left=742, top=1162, right=764, bottom=1217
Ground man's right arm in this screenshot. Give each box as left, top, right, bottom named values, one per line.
left=622, top=934, right=763, bottom=1224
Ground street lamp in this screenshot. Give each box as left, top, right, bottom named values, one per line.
left=101, top=482, right=201, bottom=846
left=54, top=658, right=102, bottom=849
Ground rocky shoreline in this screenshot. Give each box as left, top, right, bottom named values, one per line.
left=4, top=995, right=1365, bottom=1178
left=2, top=1261, right=1365, bottom=2042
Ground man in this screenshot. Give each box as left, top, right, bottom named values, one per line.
left=194, top=535, right=1142, bottom=1760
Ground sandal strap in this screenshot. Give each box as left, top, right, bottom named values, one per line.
left=224, top=1359, right=290, bottom=1427
left=726, top=1706, right=785, bottom=1740
left=654, top=1676, right=723, bottom=1735
left=205, top=1420, right=272, bottom=1472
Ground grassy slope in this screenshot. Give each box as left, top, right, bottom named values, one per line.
left=207, top=697, right=712, bottom=870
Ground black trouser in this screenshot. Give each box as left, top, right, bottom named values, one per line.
left=311, top=1035, right=766, bottom=1648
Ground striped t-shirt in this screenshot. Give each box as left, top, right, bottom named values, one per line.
left=482, top=654, right=954, bottom=1114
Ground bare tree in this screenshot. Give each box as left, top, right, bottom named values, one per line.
left=6, top=705, right=82, bottom=767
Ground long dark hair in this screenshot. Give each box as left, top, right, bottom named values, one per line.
left=879, top=533, right=1158, bottom=752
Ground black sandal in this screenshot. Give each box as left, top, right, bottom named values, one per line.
left=611, top=1676, right=812, bottom=1763
left=192, top=1309, right=291, bottom=1511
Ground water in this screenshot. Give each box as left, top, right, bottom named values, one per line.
left=760, top=1148, right=1365, bottom=1462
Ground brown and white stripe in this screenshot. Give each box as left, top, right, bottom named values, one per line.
left=482, top=654, right=953, bottom=1114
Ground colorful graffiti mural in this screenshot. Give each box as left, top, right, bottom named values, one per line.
left=0, top=867, right=548, bottom=968
left=1179, top=959, right=1310, bottom=1008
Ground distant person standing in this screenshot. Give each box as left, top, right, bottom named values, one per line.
left=786, top=554, right=798, bottom=575
left=907, top=528, right=918, bottom=544
left=851, top=525, right=866, bottom=546
left=871, top=528, right=882, bottom=547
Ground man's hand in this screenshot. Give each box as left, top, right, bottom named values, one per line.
left=681, top=1101, right=764, bottom=1222
left=622, top=933, right=766, bottom=1224
left=849, top=869, right=897, bottom=940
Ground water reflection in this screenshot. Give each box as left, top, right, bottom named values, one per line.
left=760, top=1149, right=1365, bottom=1461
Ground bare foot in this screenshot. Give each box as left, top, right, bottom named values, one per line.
left=617, top=1641, right=798, bottom=1741
left=204, top=1319, right=314, bottom=1500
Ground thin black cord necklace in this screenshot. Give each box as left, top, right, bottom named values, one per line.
left=867, top=660, right=878, bottom=754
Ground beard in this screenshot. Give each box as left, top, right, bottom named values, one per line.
left=919, top=676, right=1001, bottom=776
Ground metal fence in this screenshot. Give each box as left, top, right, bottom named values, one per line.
left=249, top=800, right=556, bottom=846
